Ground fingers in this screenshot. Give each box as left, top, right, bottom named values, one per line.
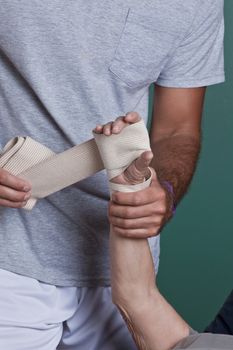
left=111, top=174, right=164, bottom=207
left=94, top=125, right=104, bottom=134
left=109, top=209, right=165, bottom=236
left=124, top=112, right=141, bottom=124
left=94, top=117, right=126, bottom=136
left=110, top=216, right=162, bottom=230
left=103, top=121, right=114, bottom=136
left=93, top=112, right=141, bottom=136
left=0, top=169, right=31, bottom=208
left=123, top=151, right=153, bottom=184
left=111, top=117, right=127, bottom=134
left=0, top=169, right=31, bottom=191
left=112, top=227, right=160, bottom=239
left=109, top=201, right=166, bottom=220
left=109, top=178, right=167, bottom=238
left=0, top=198, right=28, bottom=208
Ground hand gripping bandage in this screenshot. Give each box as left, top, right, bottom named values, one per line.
left=0, top=120, right=152, bottom=210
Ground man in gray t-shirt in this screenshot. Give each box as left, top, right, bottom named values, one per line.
left=0, top=0, right=225, bottom=349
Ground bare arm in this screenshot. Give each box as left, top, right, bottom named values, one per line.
left=150, top=85, right=205, bottom=220
left=114, top=86, right=206, bottom=346
left=109, top=133, right=190, bottom=349
left=110, top=231, right=190, bottom=350
left=94, top=115, right=191, bottom=349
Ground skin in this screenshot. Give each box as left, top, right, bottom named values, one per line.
left=0, top=88, right=205, bottom=346
left=0, top=169, right=31, bottom=208
left=95, top=116, right=190, bottom=350
left=95, top=85, right=205, bottom=239
left=150, top=86, right=205, bottom=205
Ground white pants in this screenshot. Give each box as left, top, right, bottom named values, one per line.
left=0, top=268, right=137, bottom=350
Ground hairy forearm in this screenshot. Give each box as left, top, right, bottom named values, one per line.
left=151, top=134, right=201, bottom=216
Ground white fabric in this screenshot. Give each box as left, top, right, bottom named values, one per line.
left=0, top=268, right=137, bottom=350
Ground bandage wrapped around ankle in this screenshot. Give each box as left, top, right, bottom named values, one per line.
left=0, top=120, right=152, bottom=210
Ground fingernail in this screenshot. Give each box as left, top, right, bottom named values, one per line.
left=23, top=186, right=31, bottom=191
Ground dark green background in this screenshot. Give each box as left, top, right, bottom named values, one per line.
left=149, top=1, right=233, bottom=331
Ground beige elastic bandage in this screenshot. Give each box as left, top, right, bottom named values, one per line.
left=0, top=120, right=152, bottom=210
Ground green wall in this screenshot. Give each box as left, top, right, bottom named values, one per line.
left=154, top=1, right=233, bottom=331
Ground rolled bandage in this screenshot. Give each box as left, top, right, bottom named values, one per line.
left=93, top=119, right=152, bottom=194
left=0, top=119, right=152, bottom=209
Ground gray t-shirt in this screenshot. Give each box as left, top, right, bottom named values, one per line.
left=0, top=0, right=224, bottom=286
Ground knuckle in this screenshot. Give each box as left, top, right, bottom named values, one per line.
left=158, top=205, right=166, bottom=214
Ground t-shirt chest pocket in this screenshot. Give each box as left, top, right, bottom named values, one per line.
left=108, top=9, right=177, bottom=88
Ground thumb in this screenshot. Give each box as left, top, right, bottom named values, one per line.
left=134, top=150, right=153, bottom=175
left=123, top=150, right=153, bottom=184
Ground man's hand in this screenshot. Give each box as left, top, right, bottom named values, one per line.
left=0, top=168, right=31, bottom=208
left=94, top=112, right=172, bottom=239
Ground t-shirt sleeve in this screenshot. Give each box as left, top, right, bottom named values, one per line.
left=172, top=333, right=233, bottom=349
left=156, top=0, right=225, bottom=88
